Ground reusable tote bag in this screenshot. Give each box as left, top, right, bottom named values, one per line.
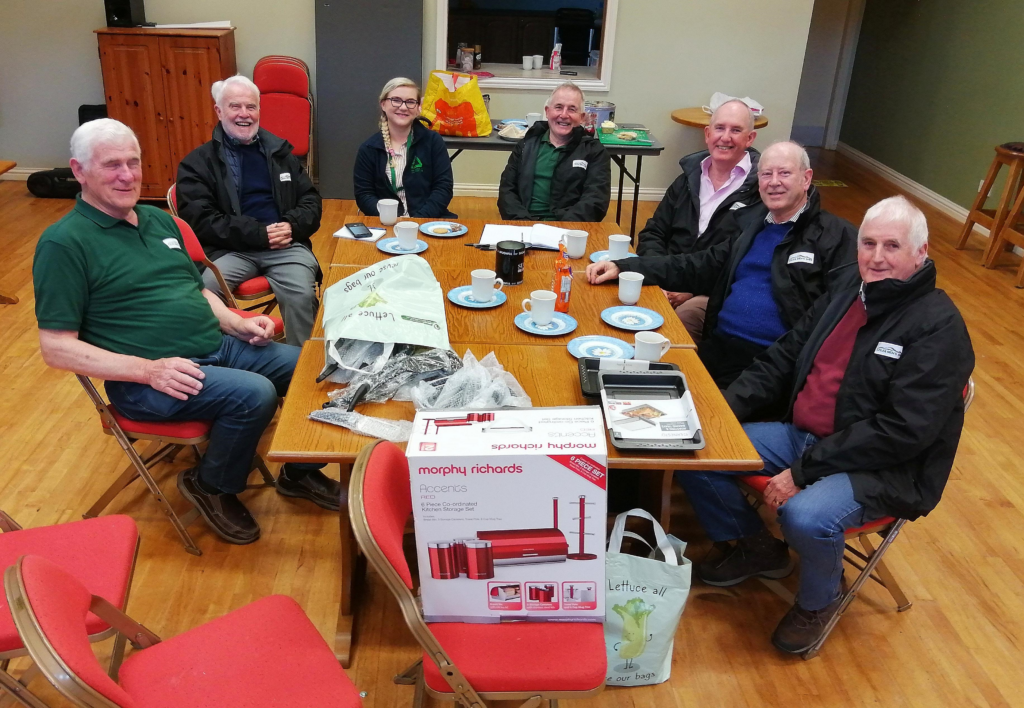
left=421, top=70, right=492, bottom=137
left=605, top=509, right=692, bottom=686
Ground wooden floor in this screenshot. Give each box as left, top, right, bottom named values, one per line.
left=1, top=149, right=1023, bottom=707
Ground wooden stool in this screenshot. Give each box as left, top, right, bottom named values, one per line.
left=955, top=142, right=1024, bottom=257
left=986, top=177, right=1024, bottom=286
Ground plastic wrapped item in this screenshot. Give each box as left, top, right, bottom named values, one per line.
left=309, top=409, right=414, bottom=443
left=325, top=347, right=463, bottom=409
left=411, top=350, right=532, bottom=411
left=323, top=339, right=394, bottom=384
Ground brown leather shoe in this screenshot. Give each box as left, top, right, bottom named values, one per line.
left=276, top=465, right=341, bottom=511
left=176, top=468, right=260, bottom=545
left=771, top=596, right=843, bottom=654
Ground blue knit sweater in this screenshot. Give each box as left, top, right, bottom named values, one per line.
left=716, top=221, right=790, bottom=347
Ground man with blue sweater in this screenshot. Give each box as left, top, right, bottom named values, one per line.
left=177, top=75, right=322, bottom=347
left=587, top=141, right=858, bottom=388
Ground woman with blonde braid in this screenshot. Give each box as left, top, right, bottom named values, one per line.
left=353, top=77, right=455, bottom=218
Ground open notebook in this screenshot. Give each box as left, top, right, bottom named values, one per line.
left=478, top=223, right=568, bottom=250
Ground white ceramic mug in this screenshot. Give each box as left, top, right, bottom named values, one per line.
left=523, top=56, right=533, bottom=70
left=526, top=112, right=542, bottom=127
left=521, top=290, right=557, bottom=326
left=377, top=199, right=399, bottom=226
left=471, top=269, right=504, bottom=303
left=394, top=221, right=419, bottom=250
left=562, top=230, right=588, bottom=259
left=533, top=54, right=544, bottom=69
left=608, top=233, right=631, bottom=259
left=634, top=332, right=670, bottom=362
left=618, top=272, right=644, bottom=305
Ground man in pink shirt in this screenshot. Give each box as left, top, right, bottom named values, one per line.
left=636, top=99, right=761, bottom=342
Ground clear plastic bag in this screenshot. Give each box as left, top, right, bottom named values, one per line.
left=411, top=350, right=532, bottom=410
left=325, top=347, right=462, bottom=409
left=309, top=409, right=414, bottom=442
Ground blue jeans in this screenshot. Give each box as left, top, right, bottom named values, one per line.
left=677, top=422, right=876, bottom=610
left=106, top=335, right=321, bottom=494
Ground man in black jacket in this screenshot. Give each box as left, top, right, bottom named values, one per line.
left=637, top=100, right=761, bottom=343
left=587, top=141, right=857, bottom=388
left=497, top=82, right=610, bottom=222
left=679, top=196, right=974, bottom=653
left=177, top=75, right=322, bottom=347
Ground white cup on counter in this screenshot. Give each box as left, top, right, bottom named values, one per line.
left=634, top=332, right=670, bottom=362
left=526, top=112, right=542, bottom=127
left=523, top=56, right=534, bottom=70
left=521, top=290, right=557, bottom=326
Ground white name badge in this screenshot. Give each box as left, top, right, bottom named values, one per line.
left=162, top=238, right=181, bottom=250
left=572, top=160, right=588, bottom=170
left=788, top=252, right=815, bottom=265
left=874, top=342, right=903, bottom=359
left=279, top=172, right=292, bottom=182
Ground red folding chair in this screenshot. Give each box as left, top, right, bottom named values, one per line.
left=4, top=555, right=363, bottom=708
left=738, top=376, right=976, bottom=659
left=77, top=375, right=275, bottom=556
left=171, top=215, right=284, bottom=340
left=0, top=512, right=138, bottom=708
left=253, top=56, right=314, bottom=177
left=349, top=440, right=606, bottom=707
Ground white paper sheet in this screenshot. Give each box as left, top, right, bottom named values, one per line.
left=333, top=226, right=387, bottom=242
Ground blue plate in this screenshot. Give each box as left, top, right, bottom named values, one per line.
left=514, top=311, right=578, bottom=337
left=447, top=286, right=507, bottom=309
left=498, top=119, right=528, bottom=128
left=377, top=237, right=428, bottom=255
left=590, top=250, right=639, bottom=263
left=420, top=221, right=468, bottom=238
left=601, top=306, right=664, bottom=331
left=567, top=335, right=635, bottom=360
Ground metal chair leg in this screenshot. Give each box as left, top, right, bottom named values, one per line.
left=395, top=659, right=422, bottom=685
left=859, top=534, right=912, bottom=611
left=0, top=665, right=49, bottom=708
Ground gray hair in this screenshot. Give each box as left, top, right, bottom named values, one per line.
left=544, top=81, right=585, bottom=111
left=211, top=75, right=260, bottom=107
left=861, top=195, right=929, bottom=250
left=379, top=77, right=421, bottom=103
left=761, top=140, right=811, bottom=172
left=710, top=99, right=755, bottom=132
left=70, top=118, right=140, bottom=167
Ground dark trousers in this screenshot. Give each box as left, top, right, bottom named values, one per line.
left=698, top=329, right=770, bottom=389
left=106, top=335, right=321, bottom=494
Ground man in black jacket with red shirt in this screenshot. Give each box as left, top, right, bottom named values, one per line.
left=678, top=196, right=974, bottom=653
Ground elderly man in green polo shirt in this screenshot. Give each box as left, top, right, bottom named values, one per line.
left=33, top=119, right=338, bottom=546
left=497, top=81, right=611, bottom=222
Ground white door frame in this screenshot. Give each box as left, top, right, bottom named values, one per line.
left=823, top=0, right=867, bottom=149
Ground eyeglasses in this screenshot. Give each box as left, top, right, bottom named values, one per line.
left=550, top=104, right=580, bottom=115
left=386, top=97, right=420, bottom=109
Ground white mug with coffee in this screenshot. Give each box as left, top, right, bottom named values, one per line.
left=471, top=269, right=504, bottom=303
left=562, top=230, right=588, bottom=259
left=394, top=221, right=419, bottom=250
left=634, top=332, right=670, bottom=362
left=608, top=233, right=631, bottom=259
left=521, top=290, right=557, bottom=326
left=618, top=272, right=644, bottom=305
left=377, top=199, right=399, bottom=226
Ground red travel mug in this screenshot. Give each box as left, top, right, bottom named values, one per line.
left=465, top=540, right=494, bottom=579
left=428, top=542, right=458, bottom=580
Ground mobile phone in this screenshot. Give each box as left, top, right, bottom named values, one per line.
left=346, top=223, right=372, bottom=239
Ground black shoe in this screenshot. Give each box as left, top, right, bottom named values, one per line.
left=771, top=596, right=844, bottom=654
left=176, top=468, right=260, bottom=545
left=276, top=465, right=342, bottom=511
left=697, top=529, right=793, bottom=586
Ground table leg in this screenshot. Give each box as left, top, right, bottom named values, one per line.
left=630, top=156, right=644, bottom=239
left=448, top=149, right=464, bottom=162
left=615, top=156, right=625, bottom=226
left=335, top=462, right=356, bottom=667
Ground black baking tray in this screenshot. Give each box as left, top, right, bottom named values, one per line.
left=578, top=357, right=680, bottom=398
left=597, top=369, right=705, bottom=452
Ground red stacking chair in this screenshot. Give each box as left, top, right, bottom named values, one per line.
left=4, top=555, right=363, bottom=708
left=349, top=440, right=606, bottom=708
left=738, top=376, right=976, bottom=659
left=0, top=512, right=138, bottom=708
left=253, top=56, right=314, bottom=177
left=171, top=215, right=284, bottom=340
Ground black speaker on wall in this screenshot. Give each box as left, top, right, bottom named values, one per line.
left=104, top=0, right=146, bottom=27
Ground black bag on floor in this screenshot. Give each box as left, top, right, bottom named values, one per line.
left=27, top=168, right=82, bottom=199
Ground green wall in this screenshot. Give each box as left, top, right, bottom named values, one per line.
left=841, top=0, right=1024, bottom=209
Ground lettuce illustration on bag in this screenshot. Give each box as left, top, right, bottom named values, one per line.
left=612, top=598, right=655, bottom=669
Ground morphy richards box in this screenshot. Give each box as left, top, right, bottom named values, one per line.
left=408, top=406, right=607, bottom=623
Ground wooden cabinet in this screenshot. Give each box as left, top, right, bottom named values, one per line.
left=447, top=11, right=556, bottom=65
left=96, top=28, right=236, bottom=198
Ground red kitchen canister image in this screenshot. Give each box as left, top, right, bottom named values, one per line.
left=465, top=539, right=494, bottom=579
left=428, top=542, right=458, bottom=580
